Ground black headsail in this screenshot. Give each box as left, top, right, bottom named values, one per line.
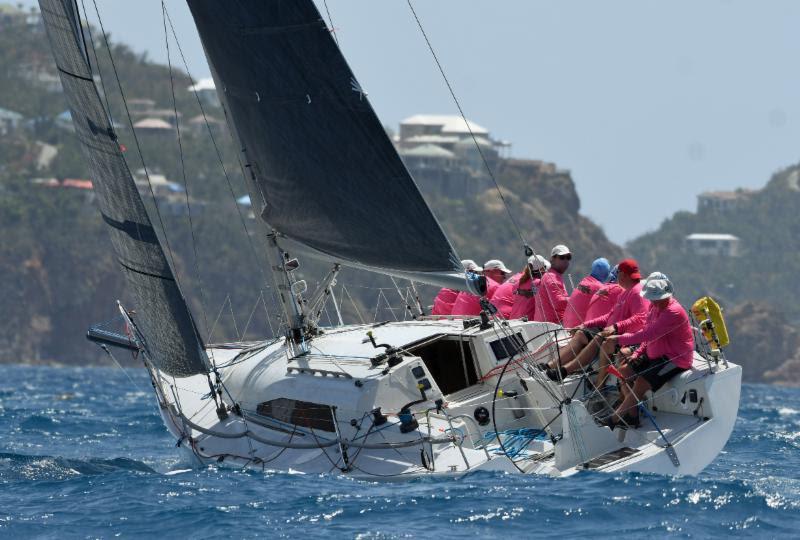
left=187, top=0, right=464, bottom=289
left=39, top=0, right=209, bottom=377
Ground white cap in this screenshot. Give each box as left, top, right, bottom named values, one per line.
left=527, top=254, right=550, bottom=271
left=641, top=278, right=674, bottom=301
left=461, top=259, right=479, bottom=272
left=483, top=259, right=512, bottom=274
left=551, top=244, right=571, bottom=257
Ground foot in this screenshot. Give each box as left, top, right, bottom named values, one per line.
left=600, top=416, right=618, bottom=430
left=618, top=413, right=640, bottom=429
left=546, top=366, right=568, bottom=381
left=535, top=362, right=549, bottom=371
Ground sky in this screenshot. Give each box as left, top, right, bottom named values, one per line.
left=20, top=0, right=800, bottom=244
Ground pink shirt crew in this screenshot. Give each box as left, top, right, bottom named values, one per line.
left=450, top=277, right=500, bottom=316
left=583, top=281, right=648, bottom=334
left=617, top=297, right=695, bottom=369
left=431, top=288, right=459, bottom=315
left=490, top=272, right=522, bottom=318
left=537, top=269, right=568, bottom=324
left=509, top=277, right=541, bottom=320
left=562, top=275, right=603, bottom=328
left=584, top=283, right=624, bottom=321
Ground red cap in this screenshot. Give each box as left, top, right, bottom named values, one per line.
left=618, top=258, right=641, bottom=280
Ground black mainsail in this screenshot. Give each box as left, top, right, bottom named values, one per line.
left=39, top=0, right=209, bottom=377
left=187, top=0, right=464, bottom=288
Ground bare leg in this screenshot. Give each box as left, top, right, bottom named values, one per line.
left=593, top=341, right=618, bottom=389
left=563, top=336, right=602, bottom=374
left=613, top=376, right=651, bottom=423
left=552, top=331, right=588, bottom=367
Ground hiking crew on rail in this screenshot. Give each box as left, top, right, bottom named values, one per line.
left=431, top=246, right=695, bottom=430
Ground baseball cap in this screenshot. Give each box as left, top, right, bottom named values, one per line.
left=483, top=259, right=512, bottom=274
left=641, top=277, right=674, bottom=301
left=551, top=244, right=571, bottom=257
left=617, top=258, right=642, bottom=280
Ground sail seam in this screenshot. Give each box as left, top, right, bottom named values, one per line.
left=117, top=260, right=175, bottom=282
left=56, top=65, right=94, bottom=82
left=238, top=20, right=324, bottom=36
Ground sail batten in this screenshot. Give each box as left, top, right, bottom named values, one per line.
left=39, top=0, right=209, bottom=377
left=187, top=0, right=462, bottom=281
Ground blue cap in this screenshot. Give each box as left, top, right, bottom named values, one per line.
left=590, top=258, right=611, bottom=282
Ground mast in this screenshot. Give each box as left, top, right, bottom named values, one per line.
left=265, top=231, right=307, bottom=346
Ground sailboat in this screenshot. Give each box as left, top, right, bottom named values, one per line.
left=40, top=0, right=741, bottom=478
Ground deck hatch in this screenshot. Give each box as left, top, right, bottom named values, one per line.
left=583, top=447, right=640, bottom=470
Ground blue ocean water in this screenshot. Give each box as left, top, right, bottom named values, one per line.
left=0, top=365, right=798, bottom=538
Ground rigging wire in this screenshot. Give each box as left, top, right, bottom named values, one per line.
left=322, top=0, right=339, bottom=46
left=162, top=4, right=283, bottom=338
left=76, top=0, right=112, bottom=119
left=405, top=0, right=531, bottom=256
left=80, top=0, right=221, bottom=406
left=161, top=1, right=214, bottom=347
left=88, top=0, right=183, bottom=292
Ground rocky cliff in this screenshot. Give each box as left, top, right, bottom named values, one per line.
left=0, top=15, right=623, bottom=366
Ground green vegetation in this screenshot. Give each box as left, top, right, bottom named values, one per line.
left=1, top=13, right=620, bottom=365
left=628, top=167, right=800, bottom=320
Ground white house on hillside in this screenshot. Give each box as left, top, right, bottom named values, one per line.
left=685, top=233, right=741, bottom=257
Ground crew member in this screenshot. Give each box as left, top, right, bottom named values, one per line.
left=509, top=255, right=550, bottom=320
left=563, top=258, right=610, bottom=328
left=432, top=259, right=479, bottom=315
left=537, top=245, right=571, bottom=324
left=450, top=259, right=511, bottom=316
left=583, top=265, right=623, bottom=321
left=603, top=276, right=694, bottom=428
left=544, top=258, right=648, bottom=380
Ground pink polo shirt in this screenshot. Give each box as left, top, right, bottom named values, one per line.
left=431, top=288, right=459, bottom=315
left=490, top=272, right=522, bottom=319
left=584, top=283, right=624, bottom=321
left=583, top=281, right=648, bottom=334
left=563, top=275, right=603, bottom=328
left=509, top=277, right=541, bottom=320
left=536, top=269, right=568, bottom=324
left=450, top=277, right=500, bottom=316
left=618, top=297, right=695, bottom=369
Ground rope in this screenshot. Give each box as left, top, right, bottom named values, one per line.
left=406, top=0, right=530, bottom=255
left=481, top=428, right=546, bottom=459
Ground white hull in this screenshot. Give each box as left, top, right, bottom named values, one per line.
left=148, top=319, right=741, bottom=480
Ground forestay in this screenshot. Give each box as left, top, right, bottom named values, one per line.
left=39, top=0, right=209, bottom=377
left=187, top=0, right=464, bottom=288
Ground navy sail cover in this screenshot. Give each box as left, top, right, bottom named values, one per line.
left=39, top=0, right=209, bottom=377
left=187, top=0, right=462, bottom=279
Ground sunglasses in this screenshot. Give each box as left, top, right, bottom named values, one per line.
left=555, top=254, right=572, bottom=261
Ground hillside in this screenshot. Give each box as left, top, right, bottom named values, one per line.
left=627, top=165, right=800, bottom=384
left=0, top=8, right=622, bottom=366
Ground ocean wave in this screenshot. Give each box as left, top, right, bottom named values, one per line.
left=0, top=452, right=157, bottom=483
left=1, top=366, right=799, bottom=537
